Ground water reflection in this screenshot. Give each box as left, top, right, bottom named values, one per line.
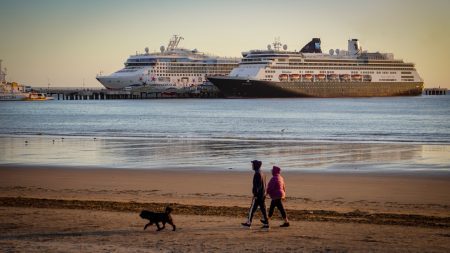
left=1, top=136, right=449, bottom=172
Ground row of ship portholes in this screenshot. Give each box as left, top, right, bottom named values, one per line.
left=278, top=74, right=372, bottom=82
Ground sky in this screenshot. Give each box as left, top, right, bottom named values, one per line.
left=0, top=0, right=449, bottom=88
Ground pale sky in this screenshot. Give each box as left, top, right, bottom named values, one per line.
left=1, top=0, right=449, bottom=88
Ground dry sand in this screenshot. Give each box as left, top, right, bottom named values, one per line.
left=0, top=166, right=449, bottom=252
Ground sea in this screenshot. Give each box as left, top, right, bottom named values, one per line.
left=0, top=96, right=449, bottom=172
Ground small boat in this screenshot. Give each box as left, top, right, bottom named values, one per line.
left=25, top=92, right=52, bottom=101
left=340, top=74, right=351, bottom=81
left=363, top=75, right=372, bottom=82
left=289, top=74, right=300, bottom=81
left=302, top=74, right=313, bottom=81
left=278, top=74, right=288, bottom=81
left=351, top=74, right=362, bottom=80
left=316, top=74, right=326, bottom=80
left=327, top=74, right=339, bottom=81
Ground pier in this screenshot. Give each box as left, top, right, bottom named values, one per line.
left=423, top=88, right=447, bottom=95
left=33, top=84, right=221, bottom=100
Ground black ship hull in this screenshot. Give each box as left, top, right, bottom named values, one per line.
left=208, top=77, right=423, bottom=98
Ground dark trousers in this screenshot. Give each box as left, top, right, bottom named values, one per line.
left=247, top=197, right=268, bottom=223
left=269, top=198, right=287, bottom=219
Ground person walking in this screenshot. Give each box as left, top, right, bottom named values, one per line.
left=241, top=160, right=269, bottom=228
left=266, top=166, right=290, bottom=227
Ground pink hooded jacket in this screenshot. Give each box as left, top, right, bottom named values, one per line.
left=266, top=166, right=286, bottom=199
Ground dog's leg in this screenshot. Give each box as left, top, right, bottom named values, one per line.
left=155, top=222, right=162, bottom=231
left=168, top=221, right=176, bottom=231
left=144, top=222, right=152, bottom=230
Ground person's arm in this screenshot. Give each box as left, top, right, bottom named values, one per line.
left=252, top=173, right=262, bottom=197
left=266, top=178, right=273, bottom=196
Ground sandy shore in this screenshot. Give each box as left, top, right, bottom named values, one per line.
left=1, top=166, right=449, bottom=252
left=1, top=207, right=449, bottom=253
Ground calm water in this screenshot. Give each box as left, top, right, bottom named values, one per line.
left=1, top=96, right=449, bottom=172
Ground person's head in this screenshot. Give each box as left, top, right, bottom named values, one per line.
left=251, top=160, right=262, bottom=171
left=272, top=166, right=281, bottom=176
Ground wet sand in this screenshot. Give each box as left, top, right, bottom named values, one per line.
left=2, top=135, right=450, bottom=172
left=0, top=166, right=450, bottom=252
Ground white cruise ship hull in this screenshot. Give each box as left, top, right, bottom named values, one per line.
left=96, top=75, right=143, bottom=90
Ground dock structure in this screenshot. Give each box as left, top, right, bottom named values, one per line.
left=423, top=88, right=447, bottom=95
left=33, top=84, right=221, bottom=100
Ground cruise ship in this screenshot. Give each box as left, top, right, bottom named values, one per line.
left=96, top=35, right=240, bottom=90
left=208, top=38, right=424, bottom=98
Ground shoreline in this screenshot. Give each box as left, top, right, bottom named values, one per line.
left=2, top=163, right=450, bottom=177
left=2, top=135, right=450, bottom=173
left=1, top=166, right=449, bottom=217
left=2, top=133, right=450, bottom=146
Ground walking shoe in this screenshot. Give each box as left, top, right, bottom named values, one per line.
left=280, top=222, right=290, bottom=227
left=261, top=224, right=270, bottom=229
left=260, top=219, right=268, bottom=225
left=241, top=222, right=251, bottom=227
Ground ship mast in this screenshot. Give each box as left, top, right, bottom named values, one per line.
left=272, top=37, right=282, bottom=51
left=0, top=59, right=6, bottom=83
left=166, top=35, right=184, bottom=51
left=270, top=37, right=287, bottom=51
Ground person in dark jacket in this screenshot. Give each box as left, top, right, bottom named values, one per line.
left=241, top=160, right=269, bottom=228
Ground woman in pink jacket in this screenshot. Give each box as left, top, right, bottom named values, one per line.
left=266, top=166, right=290, bottom=227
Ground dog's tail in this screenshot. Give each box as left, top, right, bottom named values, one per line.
left=165, top=206, right=173, bottom=214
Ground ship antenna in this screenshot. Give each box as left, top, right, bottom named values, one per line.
left=272, top=37, right=282, bottom=51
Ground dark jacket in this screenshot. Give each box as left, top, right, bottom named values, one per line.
left=252, top=170, right=266, bottom=198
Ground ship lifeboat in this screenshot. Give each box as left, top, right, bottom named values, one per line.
left=340, top=74, right=350, bottom=81
left=302, top=74, right=313, bottom=81
left=289, top=74, right=300, bottom=81
left=351, top=74, right=362, bottom=80
left=363, top=75, right=372, bottom=82
left=278, top=74, right=289, bottom=81
left=316, top=74, right=326, bottom=81
left=327, top=74, right=339, bottom=81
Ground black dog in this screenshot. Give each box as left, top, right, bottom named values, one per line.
left=139, top=207, right=176, bottom=231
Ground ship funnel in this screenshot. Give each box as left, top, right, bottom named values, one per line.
left=348, top=39, right=362, bottom=56
left=300, top=38, right=322, bottom=53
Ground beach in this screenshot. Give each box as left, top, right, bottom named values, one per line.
left=1, top=166, right=449, bottom=252
left=1, top=97, right=450, bottom=252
